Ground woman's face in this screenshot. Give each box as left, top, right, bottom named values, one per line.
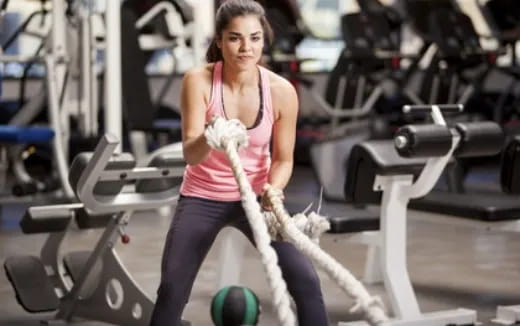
left=217, top=15, right=264, bottom=70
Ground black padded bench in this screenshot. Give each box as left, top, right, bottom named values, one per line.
left=325, top=140, right=428, bottom=234
left=329, top=106, right=502, bottom=325
left=345, top=140, right=427, bottom=204
left=332, top=117, right=500, bottom=325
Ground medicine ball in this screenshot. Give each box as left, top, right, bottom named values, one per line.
left=210, top=286, right=260, bottom=326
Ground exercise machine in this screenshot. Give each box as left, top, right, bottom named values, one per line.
left=396, top=0, right=520, bottom=222
left=4, top=133, right=189, bottom=325
left=308, top=0, right=421, bottom=202
left=120, top=0, right=188, bottom=163
left=339, top=104, right=502, bottom=325
left=0, top=0, right=138, bottom=198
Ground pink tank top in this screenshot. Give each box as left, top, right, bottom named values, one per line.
left=180, top=61, right=275, bottom=201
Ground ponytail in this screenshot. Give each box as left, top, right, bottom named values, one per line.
left=206, top=39, right=223, bottom=63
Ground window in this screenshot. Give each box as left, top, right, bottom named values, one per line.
left=295, top=0, right=344, bottom=71
left=297, top=0, right=342, bottom=39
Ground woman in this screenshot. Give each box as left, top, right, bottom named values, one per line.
left=150, top=1, right=329, bottom=325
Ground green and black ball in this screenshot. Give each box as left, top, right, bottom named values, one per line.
left=211, top=286, right=260, bottom=326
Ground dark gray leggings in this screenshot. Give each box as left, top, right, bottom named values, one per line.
left=150, top=195, right=329, bottom=326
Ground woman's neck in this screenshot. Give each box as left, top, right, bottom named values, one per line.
left=221, top=61, right=259, bottom=93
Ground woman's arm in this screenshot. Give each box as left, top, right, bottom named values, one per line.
left=181, top=68, right=212, bottom=165
left=267, top=77, right=299, bottom=190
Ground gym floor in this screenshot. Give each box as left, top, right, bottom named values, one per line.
left=0, top=166, right=519, bottom=326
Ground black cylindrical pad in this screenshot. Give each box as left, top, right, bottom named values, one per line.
left=394, top=124, right=452, bottom=158
left=454, top=122, right=504, bottom=158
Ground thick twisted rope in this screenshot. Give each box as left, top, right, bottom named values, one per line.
left=205, top=117, right=389, bottom=326
left=263, top=203, right=330, bottom=244
left=265, top=185, right=388, bottom=325
left=205, top=118, right=296, bottom=326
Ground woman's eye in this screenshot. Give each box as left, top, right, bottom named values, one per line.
left=252, top=36, right=261, bottom=42
left=229, top=37, right=238, bottom=41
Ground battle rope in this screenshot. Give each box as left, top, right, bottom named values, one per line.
left=205, top=117, right=389, bottom=326
left=264, top=185, right=388, bottom=325
left=206, top=118, right=296, bottom=326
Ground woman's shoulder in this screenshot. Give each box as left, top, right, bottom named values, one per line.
left=183, top=63, right=214, bottom=83
left=260, top=66, right=298, bottom=119
left=182, top=63, right=216, bottom=105
left=262, top=67, right=297, bottom=103
left=182, top=64, right=215, bottom=103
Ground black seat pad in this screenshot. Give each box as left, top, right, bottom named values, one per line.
left=328, top=211, right=380, bottom=233
left=4, top=256, right=59, bottom=312
left=411, top=191, right=520, bottom=221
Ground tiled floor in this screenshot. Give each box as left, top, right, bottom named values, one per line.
left=0, top=167, right=519, bottom=326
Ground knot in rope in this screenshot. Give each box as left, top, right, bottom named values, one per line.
left=204, top=116, right=249, bottom=151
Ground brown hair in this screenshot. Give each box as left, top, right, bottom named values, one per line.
left=206, top=0, right=274, bottom=63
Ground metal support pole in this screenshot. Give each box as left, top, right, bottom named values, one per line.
left=105, top=0, right=123, bottom=152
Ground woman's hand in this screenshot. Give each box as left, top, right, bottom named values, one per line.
left=261, top=188, right=284, bottom=212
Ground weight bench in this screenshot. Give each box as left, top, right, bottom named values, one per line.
left=337, top=104, right=505, bottom=325
left=0, top=125, right=54, bottom=195
left=4, top=133, right=189, bottom=326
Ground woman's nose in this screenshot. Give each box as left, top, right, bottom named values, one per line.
left=240, top=39, right=251, bottom=52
